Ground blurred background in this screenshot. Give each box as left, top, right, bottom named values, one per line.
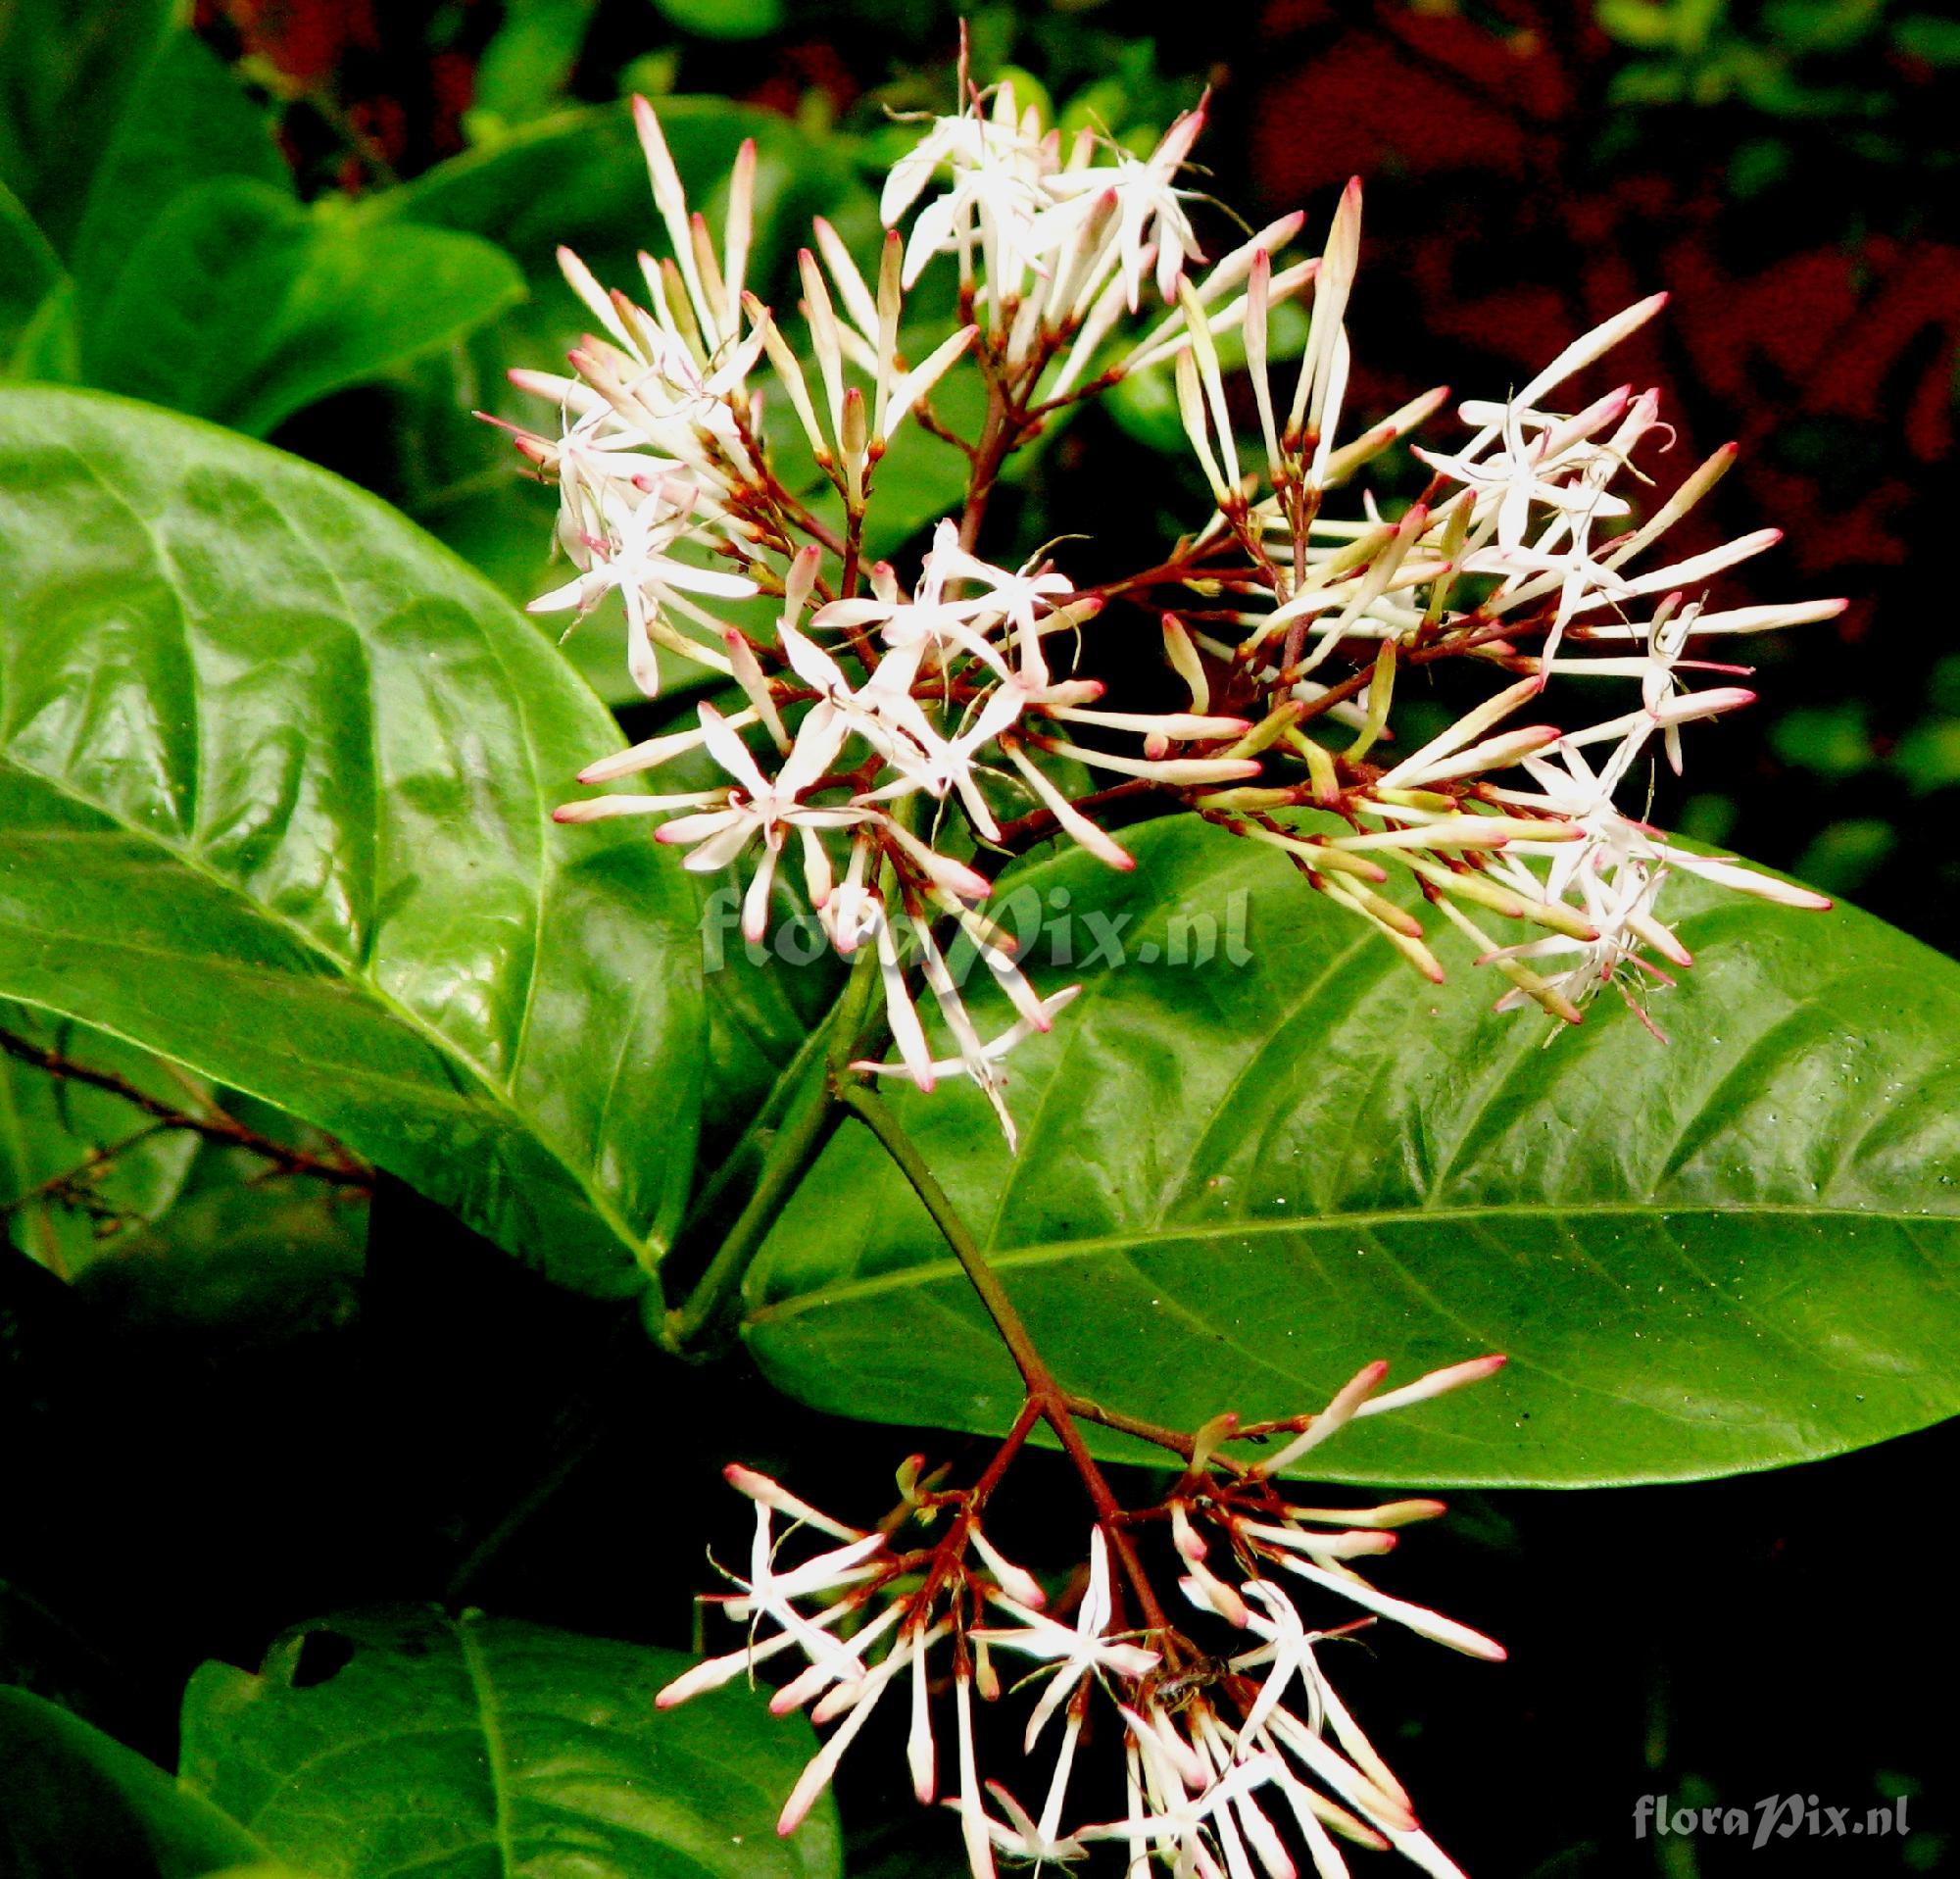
left=1, top=2, right=1955, bottom=1874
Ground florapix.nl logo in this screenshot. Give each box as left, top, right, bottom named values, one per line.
left=700, top=881, right=1255, bottom=976
left=1634, top=1793, right=1912, bottom=1852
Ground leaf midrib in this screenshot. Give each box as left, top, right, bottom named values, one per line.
left=0, top=746, right=660, bottom=1266
left=748, top=1197, right=1960, bottom=1324
left=456, top=1617, right=520, bottom=1879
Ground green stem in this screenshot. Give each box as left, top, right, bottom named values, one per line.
left=662, top=941, right=883, bottom=1354
left=662, top=1073, right=839, bottom=1353
left=837, top=1082, right=1047, bottom=1387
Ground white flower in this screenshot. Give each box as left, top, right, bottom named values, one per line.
left=955, top=1666, right=1000, bottom=1879
left=1412, top=387, right=1634, bottom=556
left=883, top=92, right=1054, bottom=298
left=654, top=1497, right=887, bottom=1710
left=922, top=526, right=1075, bottom=683
left=972, top=1528, right=1160, bottom=1748
left=776, top=1627, right=924, bottom=1835
left=818, top=833, right=885, bottom=955
left=812, top=545, right=1016, bottom=683
left=858, top=909, right=1061, bottom=1143
left=1541, top=595, right=1761, bottom=774
left=655, top=703, right=868, bottom=941
left=501, top=399, right=680, bottom=569
left=1085, top=1732, right=1288, bottom=1879
left=865, top=682, right=1027, bottom=838
left=1037, top=99, right=1208, bottom=311
left=1238, top=1616, right=1418, bottom=1844
left=527, top=480, right=758, bottom=697
left=974, top=1779, right=1093, bottom=1866
left=855, top=983, right=1082, bottom=1150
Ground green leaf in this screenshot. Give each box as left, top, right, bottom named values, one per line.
left=0, top=180, right=62, bottom=362
left=68, top=30, right=286, bottom=299
left=472, top=0, right=605, bottom=126
left=0, top=0, right=178, bottom=250
left=179, top=1607, right=842, bottom=1879
left=1790, top=818, right=1896, bottom=898
left=1763, top=0, right=1886, bottom=53
left=77, top=181, right=526, bottom=438
left=0, top=386, right=702, bottom=1298
left=372, top=98, right=850, bottom=300
left=0, top=1684, right=268, bottom=1879
left=6, top=274, right=78, bottom=382
left=745, top=816, right=1960, bottom=1487
left=72, top=1142, right=368, bottom=1347
left=0, top=1001, right=210, bottom=1280
left=649, top=0, right=787, bottom=40
left=1895, top=13, right=1960, bottom=64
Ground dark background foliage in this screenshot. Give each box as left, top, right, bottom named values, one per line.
left=3, top=3, right=1955, bottom=1875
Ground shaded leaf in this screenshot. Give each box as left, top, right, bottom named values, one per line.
left=0, top=1001, right=210, bottom=1280
left=68, top=30, right=286, bottom=299
left=0, top=0, right=177, bottom=249
left=0, top=1684, right=268, bottom=1879
left=0, top=180, right=61, bottom=362
left=746, top=816, right=1960, bottom=1486
left=0, top=386, right=702, bottom=1297
left=472, top=0, right=605, bottom=125
left=5, top=274, right=77, bottom=382
left=78, top=181, right=525, bottom=438
left=650, top=0, right=788, bottom=40
left=73, top=1155, right=368, bottom=1348
left=180, top=1607, right=841, bottom=1879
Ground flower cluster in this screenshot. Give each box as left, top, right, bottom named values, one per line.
left=508, top=56, right=1837, bottom=1140
left=658, top=1354, right=1506, bottom=1878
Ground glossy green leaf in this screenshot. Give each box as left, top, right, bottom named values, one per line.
left=0, top=386, right=702, bottom=1297
left=78, top=181, right=525, bottom=438
left=0, top=1685, right=269, bottom=1879
left=0, top=1001, right=210, bottom=1280
left=746, top=817, right=1960, bottom=1487
left=0, top=0, right=177, bottom=250
left=180, top=1607, right=842, bottom=1879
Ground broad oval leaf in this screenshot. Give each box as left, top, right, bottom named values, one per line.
left=0, top=386, right=702, bottom=1297
left=745, top=817, right=1960, bottom=1486
left=0, top=1684, right=269, bottom=1879
left=179, top=1607, right=841, bottom=1879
